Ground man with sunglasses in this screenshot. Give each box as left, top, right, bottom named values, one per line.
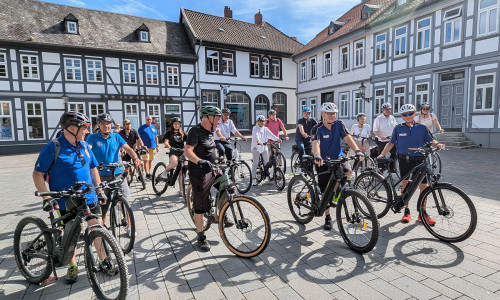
left=33, top=111, right=107, bottom=284
left=373, top=102, right=398, bottom=172
left=378, top=104, right=445, bottom=224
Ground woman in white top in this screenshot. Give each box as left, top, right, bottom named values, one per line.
left=251, top=115, right=280, bottom=185
left=414, top=102, right=444, bottom=133
left=349, top=113, right=371, bottom=158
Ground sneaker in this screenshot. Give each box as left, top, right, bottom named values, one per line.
left=418, top=211, right=436, bottom=226
left=178, top=190, right=183, bottom=197
left=401, top=208, right=411, bottom=223
left=146, top=174, right=152, bottom=181
left=323, top=217, right=332, bottom=231
left=100, top=257, right=117, bottom=276
left=65, top=265, right=78, bottom=284
left=197, top=235, right=211, bottom=252
left=223, top=216, right=234, bottom=228
left=252, top=179, right=257, bottom=186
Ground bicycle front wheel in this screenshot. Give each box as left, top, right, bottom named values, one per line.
left=274, top=167, right=285, bottom=191
left=290, top=151, right=301, bottom=173
left=85, top=228, right=128, bottom=300
left=418, top=184, right=477, bottom=243
left=110, top=197, right=136, bottom=254
left=230, top=161, right=252, bottom=194
left=13, top=216, right=53, bottom=284
left=336, top=189, right=379, bottom=253
left=277, top=152, right=287, bottom=173
left=353, top=171, right=392, bottom=218
left=185, top=184, right=212, bottom=232
left=152, top=162, right=169, bottom=195
left=136, top=165, right=146, bottom=190
left=219, top=195, right=271, bottom=258
left=287, top=175, right=315, bottom=224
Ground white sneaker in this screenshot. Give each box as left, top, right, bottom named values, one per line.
left=178, top=190, right=183, bottom=197
left=252, top=179, right=257, bottom=186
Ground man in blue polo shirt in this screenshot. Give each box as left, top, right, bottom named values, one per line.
left=378, top=103, right=444, bottom=225
left=86, top=113, right=142, bottom=234
left=138, top=116, right=159, bottom=180
left=295, top=106, right=317, bottom=161
left=33, top=111, right=107, bottom=284
left=311, top=102, right=364, bottom=230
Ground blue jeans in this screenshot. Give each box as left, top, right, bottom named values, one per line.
left=296, top=138, right=312, bottom=160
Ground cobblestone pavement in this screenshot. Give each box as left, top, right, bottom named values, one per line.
left=1, top=140, right=499, bottom=300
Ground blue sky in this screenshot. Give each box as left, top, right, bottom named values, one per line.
left=38, top=0, right=361, bottom=44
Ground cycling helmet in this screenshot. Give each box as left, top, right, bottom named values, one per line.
left=97, top=113, right=113, bottom=123
left=303, top=106, right=312, bottom=112
left=222, top=108, right=231, bottom=114
left=59, top=111, right=91, bottom=129
left=400, top=103, right=416, bottom=114
left=256, top=115, right=266, bottom=122
left=356, top=112, right=366, bottom=120
left=171, top=117, right=181, bottom=124
left=200, top=105, right=223, bottom=117
left=420, top=102, right=430, bottom=110
left=320, top=102, right=338, bottom=113
left=268, top=109, right=276, bottom=115
left=381, top=102, right=392, bottom=110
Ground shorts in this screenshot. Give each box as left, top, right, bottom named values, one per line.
left=141, top=147, right=156, bottom=161
left=398, top=156, right=427, bottom=184
left=316, top=161, right=352, bottom=193
left=189, top=171, right=216, bottom=214
left=169, top=148, right=184, bottom=158
left=57, top=202, right=101, bottom=226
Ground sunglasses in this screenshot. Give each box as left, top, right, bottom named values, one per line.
left=422, top=108, right=430, bottom=111
left=401, top=112, right=414, bottom=117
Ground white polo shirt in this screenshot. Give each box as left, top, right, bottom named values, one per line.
left=373, top=114, right=397, bottom=141
left=214, top=119, right=238, bottom=141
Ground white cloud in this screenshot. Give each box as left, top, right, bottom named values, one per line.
left=107, top=0, right=168, bottom=20
left=67, top=0, right=86, bottom=6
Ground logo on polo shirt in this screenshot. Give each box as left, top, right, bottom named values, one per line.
left=399, top=133, right=407, bottom=137
left=323, top=135, right=330, bottom=139
left=96, top=141, right=103, bottom=147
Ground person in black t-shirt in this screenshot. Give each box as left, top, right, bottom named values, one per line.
left=184, top=106, right=224, bottom=252
left=118, top=119, right=143, bottom=162
left=295, top=106, right=317, bottom=160
left=163, top=117, right=187, bottom=196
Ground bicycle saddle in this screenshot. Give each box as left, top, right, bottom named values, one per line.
left=376, top=157, right=393, bottom=165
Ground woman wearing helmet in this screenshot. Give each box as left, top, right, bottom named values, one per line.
left=378, top=103, right=445, bottom=225
left=349, top=113, right=371, bottom=158
left=163, top=117, right=187, bottom=196
left=214, top=107, right=247, bottom=163
left=251, top=115, right=281, bottom=185
left=414, top=103, right=444, bottom=133
left=373, top=102, right=398, bottom=171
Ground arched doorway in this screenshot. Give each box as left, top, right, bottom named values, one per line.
left=254, top=95, right=269, bottom=121
left=225, top=92, right=251, bottom=129
left=272, top=92, right=287, bottom=123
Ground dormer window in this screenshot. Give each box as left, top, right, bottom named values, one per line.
left=63, top=13, right=79, bottom=34
left=398, top=0, right=407, bottom=5
left=361, top=4, right=382, bottom=20
left=136, top=24, right=150, bottom=42
left=328, top=21, right=346, bottom=35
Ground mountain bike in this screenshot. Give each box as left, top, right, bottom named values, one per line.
left=290, top=142, right=313, bottom=173
left=353, top=143, right=476, bottom=242
left=185, top=162, right=271, bottom=257
left=255, top=141, right=286, bottom=190
left=98, top=162, right=136, bottom=254
left=287, top=155, right=379, bottom=253
left=14, top=182, right=128, bottom=300
left=126, top=146, right=147, bottom=190
left=151, top=147, right=189, bottom=198
left=226, top=137, right=252, bottom=194
left=394, top=133, right=443, bottom=180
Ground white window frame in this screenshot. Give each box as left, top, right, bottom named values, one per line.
left=140, top=31, right=149, bottom=42
left=339, top=44, right=349, bottom=71
left=353, top=91, right=364, bottom=116
left=146, top=64, right=159, bottom=85
left=375, top=33, right=386, bottom=62
left=415, top=83, right=429, bottom=109
left=206, top=50, right=219, bottom=74
left=125, top=103, right=139, bottom=129
left=262, top=57, right=270, bottom=78
left=394, top=25, right=407, bottom=57
left=25, top=101, right=45, bottom=140
left=354, top=39, right=364, bottom=67
left=86, top=59, right=103, bottom=82
left=339, top=92, right=349, bottom=118
left=299, top=98, right=307, bottom=116
left=0, top=53, right=7, bottom=78
left=272, top=59, right=280, bottom=79
left=250, top=55, right=260, bottom=77
left=64, top=57, right=82, bottom=81
left=323, top=51, right=332, bottom=75
left=374, top=89, right=385, bottom=115
left=0, top=101, right=14, bottom=141
left=309, top=97, right=317, bottom=120
left=90, top=103, right=105, bottom=131
left=66, top=21, right=78, bottom=34
left=474, top=73, right=495, bottom=111
left=300, top=60, right=307, bottom=82
left=123, top=62, right=136, bottom=84
left=21, top=54, right=39, bottom=79
left=167, top=66, right=179, bottom=86
left=202, top=90, right=219, bottom=105
left=478, top=0, right=499, bottom=36
left=309, top=56, right=317, bottom=79
left=398, top=0, right=407, bottom=4
left=68, top=102, right=85, bottom=114
left=417, top=17, right=431, bottom=51
left=393, top=86, right=406, bottom=114
left=148, top=104, right=161, bottom=133
left=222, top=52, right=234, bottom=75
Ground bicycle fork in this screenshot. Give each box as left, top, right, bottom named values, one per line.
left=227, top=196, right=249, bottom=230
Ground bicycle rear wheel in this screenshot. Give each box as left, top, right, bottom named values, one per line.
left=336, top=189, right=379, bottom=253
left=110, top=197, right=135, bottom=254
left=290, top=151, right=301, bottom=173
left=85, top=228, right=128, bottom=300
left=353, top=157, right=376, bottom=178
left=274, top=167, right=285, bottom=191
left=182, top=167, right=189, bottom=200
left=418, top=184, right=477, bottom=243
left=13, top=217, right=53, bottom=284
left=185, top=184, right=212, bottom=232
left=287, top=175, right=315, bottom=224
left=230, top=161, right=252, bottom=194
left=353, top=171, right=392, bottom=218
left=255, top=156, right=265, bottom=184
left=152, top=162, right=169, bottom=195
left=136, top=165, right=146, bottom=190
left=276, top=152, right=287, bottom=173
left=219, top=195, right=271, bottom=257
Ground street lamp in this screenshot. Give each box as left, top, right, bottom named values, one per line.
left=358, top=82, right=370, bottom=102
left=61, top=94, right=69, bottom=110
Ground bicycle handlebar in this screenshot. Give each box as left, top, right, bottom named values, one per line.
left=408, top=143, right=442, bottom=154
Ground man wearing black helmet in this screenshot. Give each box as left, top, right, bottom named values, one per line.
left=214, top=108, right=247, bottom=163
left=33, top=111, right=107, bottom=284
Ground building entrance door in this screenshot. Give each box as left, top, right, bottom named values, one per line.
left=439, top=71, right=465, bottom=130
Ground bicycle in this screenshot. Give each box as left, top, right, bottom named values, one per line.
left=226, top=137, right=252, bottom=194
left=98, top=162, right=136, bottom=254
left=353, top=143, right=476, bottom=242
left=349, top=135, right=377, bottom=177
left=290, top=142, right=313, bottom=174
left=151, top=147, right=189, bottom=197
left=14, top=182, right=128, bottom=300
left=185, top=161, right=271, bottom=257
left=287, top=155, right=379, bottom=253
left=255, top=141, right=286, bottom=191
left=126, top=146, right=147, bottom=190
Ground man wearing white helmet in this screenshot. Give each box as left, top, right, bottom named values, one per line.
left=378, top=103, right=445, bottom=225
left=373, top=102, right=398, bottom=171
left=311, top=102, right=364, bottom=230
